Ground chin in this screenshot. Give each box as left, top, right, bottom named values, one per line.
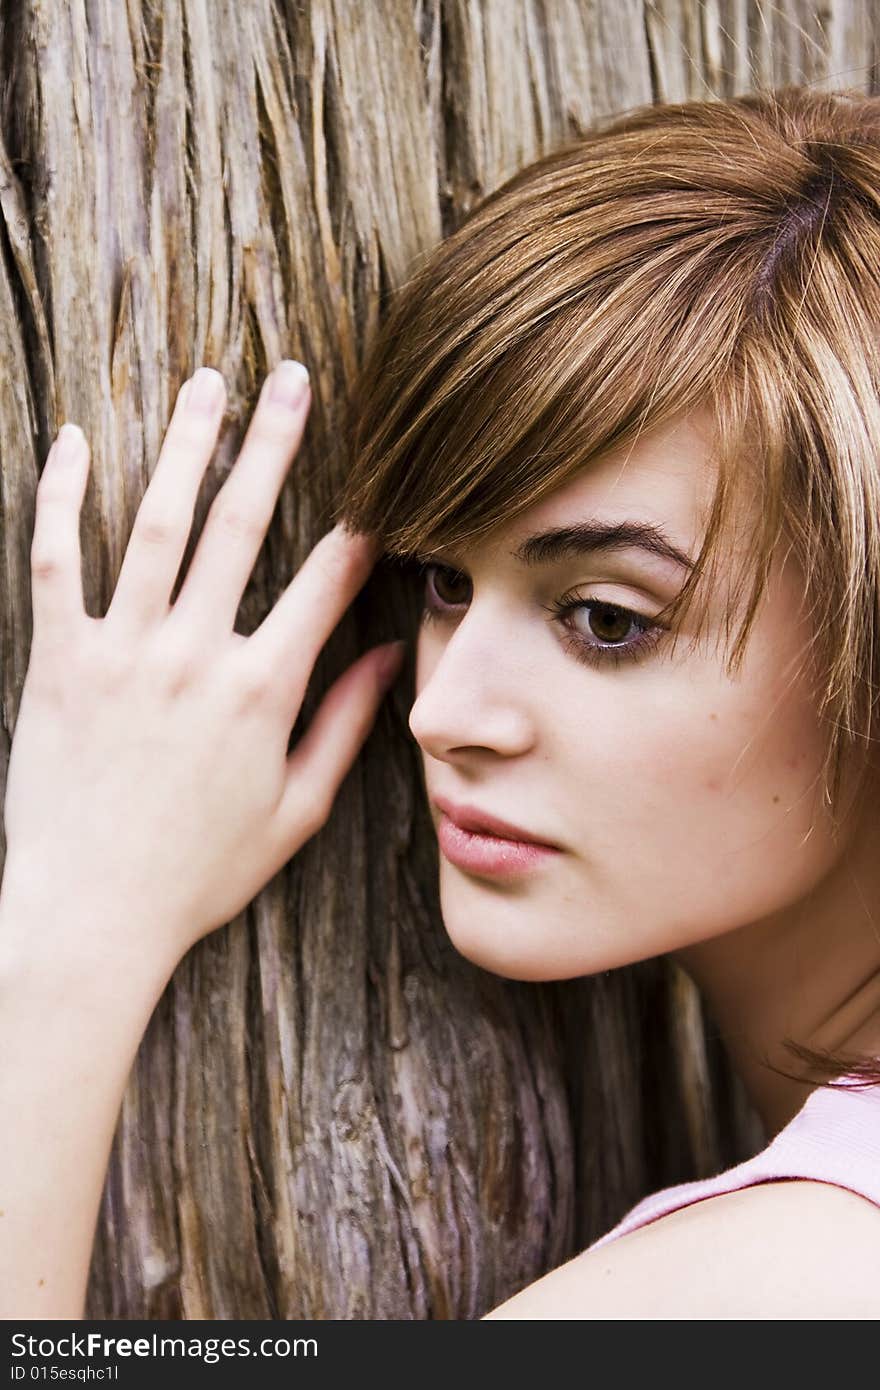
left=437, top=877, right=597, bottom=983
left=446, top=930, right=564, bottom=982
left=436, top=865, right=701, bottom=981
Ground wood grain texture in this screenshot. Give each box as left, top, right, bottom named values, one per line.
left=0, top=0, right=871, bottom=1319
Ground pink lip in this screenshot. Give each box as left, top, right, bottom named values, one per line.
left=433, top=797, right=560, bottom=847
left=437, top=815, right=560, bottom=877
left=433, top=798, right=562, bottom=879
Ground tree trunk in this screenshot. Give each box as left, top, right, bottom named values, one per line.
left=0, top=0, right=873, bottom=1320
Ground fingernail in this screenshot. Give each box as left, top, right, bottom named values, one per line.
left=54, top=423, right=85, bottom=462
left=268, top=360, right=310, bottom=410
left=376, top=639, right=406, bottom=685
left=186, top=367, right=225, bottom=414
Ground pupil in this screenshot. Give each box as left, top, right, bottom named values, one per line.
left=590, top=603, right=630, bottom=643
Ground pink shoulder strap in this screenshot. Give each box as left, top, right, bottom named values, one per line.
left=588, top=1076, right=880, bottom=1252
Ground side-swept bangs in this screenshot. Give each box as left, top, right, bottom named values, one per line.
left=335, top=86, right=880, bottom=818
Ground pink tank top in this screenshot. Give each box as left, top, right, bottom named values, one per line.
left=588, top=1075, right=880, bottom=1251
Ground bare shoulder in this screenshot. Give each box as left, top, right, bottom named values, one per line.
left=483, top=1181, right=880, bottom=1319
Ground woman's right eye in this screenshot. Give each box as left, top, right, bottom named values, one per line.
left=420, top=562, right=471, bottom=616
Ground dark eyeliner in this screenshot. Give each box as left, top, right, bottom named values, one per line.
left=543, top=594, right=665, bottom=669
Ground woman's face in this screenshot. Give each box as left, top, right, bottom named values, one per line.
left=407, top=409, right=845, bottom=981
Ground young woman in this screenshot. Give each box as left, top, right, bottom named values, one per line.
left=2, top=84, right=880, bottom=1319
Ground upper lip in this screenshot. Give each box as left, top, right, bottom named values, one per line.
left=433, top=796, right=560, bottom=848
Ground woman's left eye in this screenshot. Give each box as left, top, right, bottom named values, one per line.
left=417, top=562, right=664, bottom=670
left=550, top=594, right=664, bottom=669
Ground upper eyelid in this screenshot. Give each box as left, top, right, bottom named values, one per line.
left=420, top=560, right=656, bottom=616
left=417, top=553, right=660, bottom=595
left=414, top=555, right=458, bottom=571
left=413, top=553, right=466, bottom=572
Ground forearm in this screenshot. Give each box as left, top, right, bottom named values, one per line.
left=0, top=879, right=173, bottom=1318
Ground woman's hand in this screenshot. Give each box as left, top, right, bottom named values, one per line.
left=1, top=362, right=403, bottom=977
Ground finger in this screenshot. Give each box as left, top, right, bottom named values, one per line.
left=244, top=521, right=385, bottom=714
left=106, top=368, right=226, bottom=630
left=273, top=640, right=404, bottom=851
left=29, top=424, right=91, bottom=643
left=171, top=360, right=311, bottom=637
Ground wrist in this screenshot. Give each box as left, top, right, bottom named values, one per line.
left=0, top=864, right=181, bottom=1006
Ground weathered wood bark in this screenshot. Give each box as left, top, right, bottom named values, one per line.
left=0, top=0, right=874, bottom=1319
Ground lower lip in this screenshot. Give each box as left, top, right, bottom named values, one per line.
left=437, top=814, right=561, bottom=878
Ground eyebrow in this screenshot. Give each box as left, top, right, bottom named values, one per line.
left=511, top=520, right=696, bottom=573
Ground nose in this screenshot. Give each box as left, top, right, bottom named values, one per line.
left=408, top=607, right=538, bottom=761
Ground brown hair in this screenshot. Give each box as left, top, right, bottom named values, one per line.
left=334, top=85, right=880, bottom=1087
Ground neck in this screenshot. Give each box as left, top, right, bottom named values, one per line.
left=673, top=780, right=880, bottom=1137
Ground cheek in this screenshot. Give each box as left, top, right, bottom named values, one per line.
left=585, top=654, right=838, bottom=940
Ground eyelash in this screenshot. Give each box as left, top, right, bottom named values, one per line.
left=415, top=562, right=665, bottom=670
